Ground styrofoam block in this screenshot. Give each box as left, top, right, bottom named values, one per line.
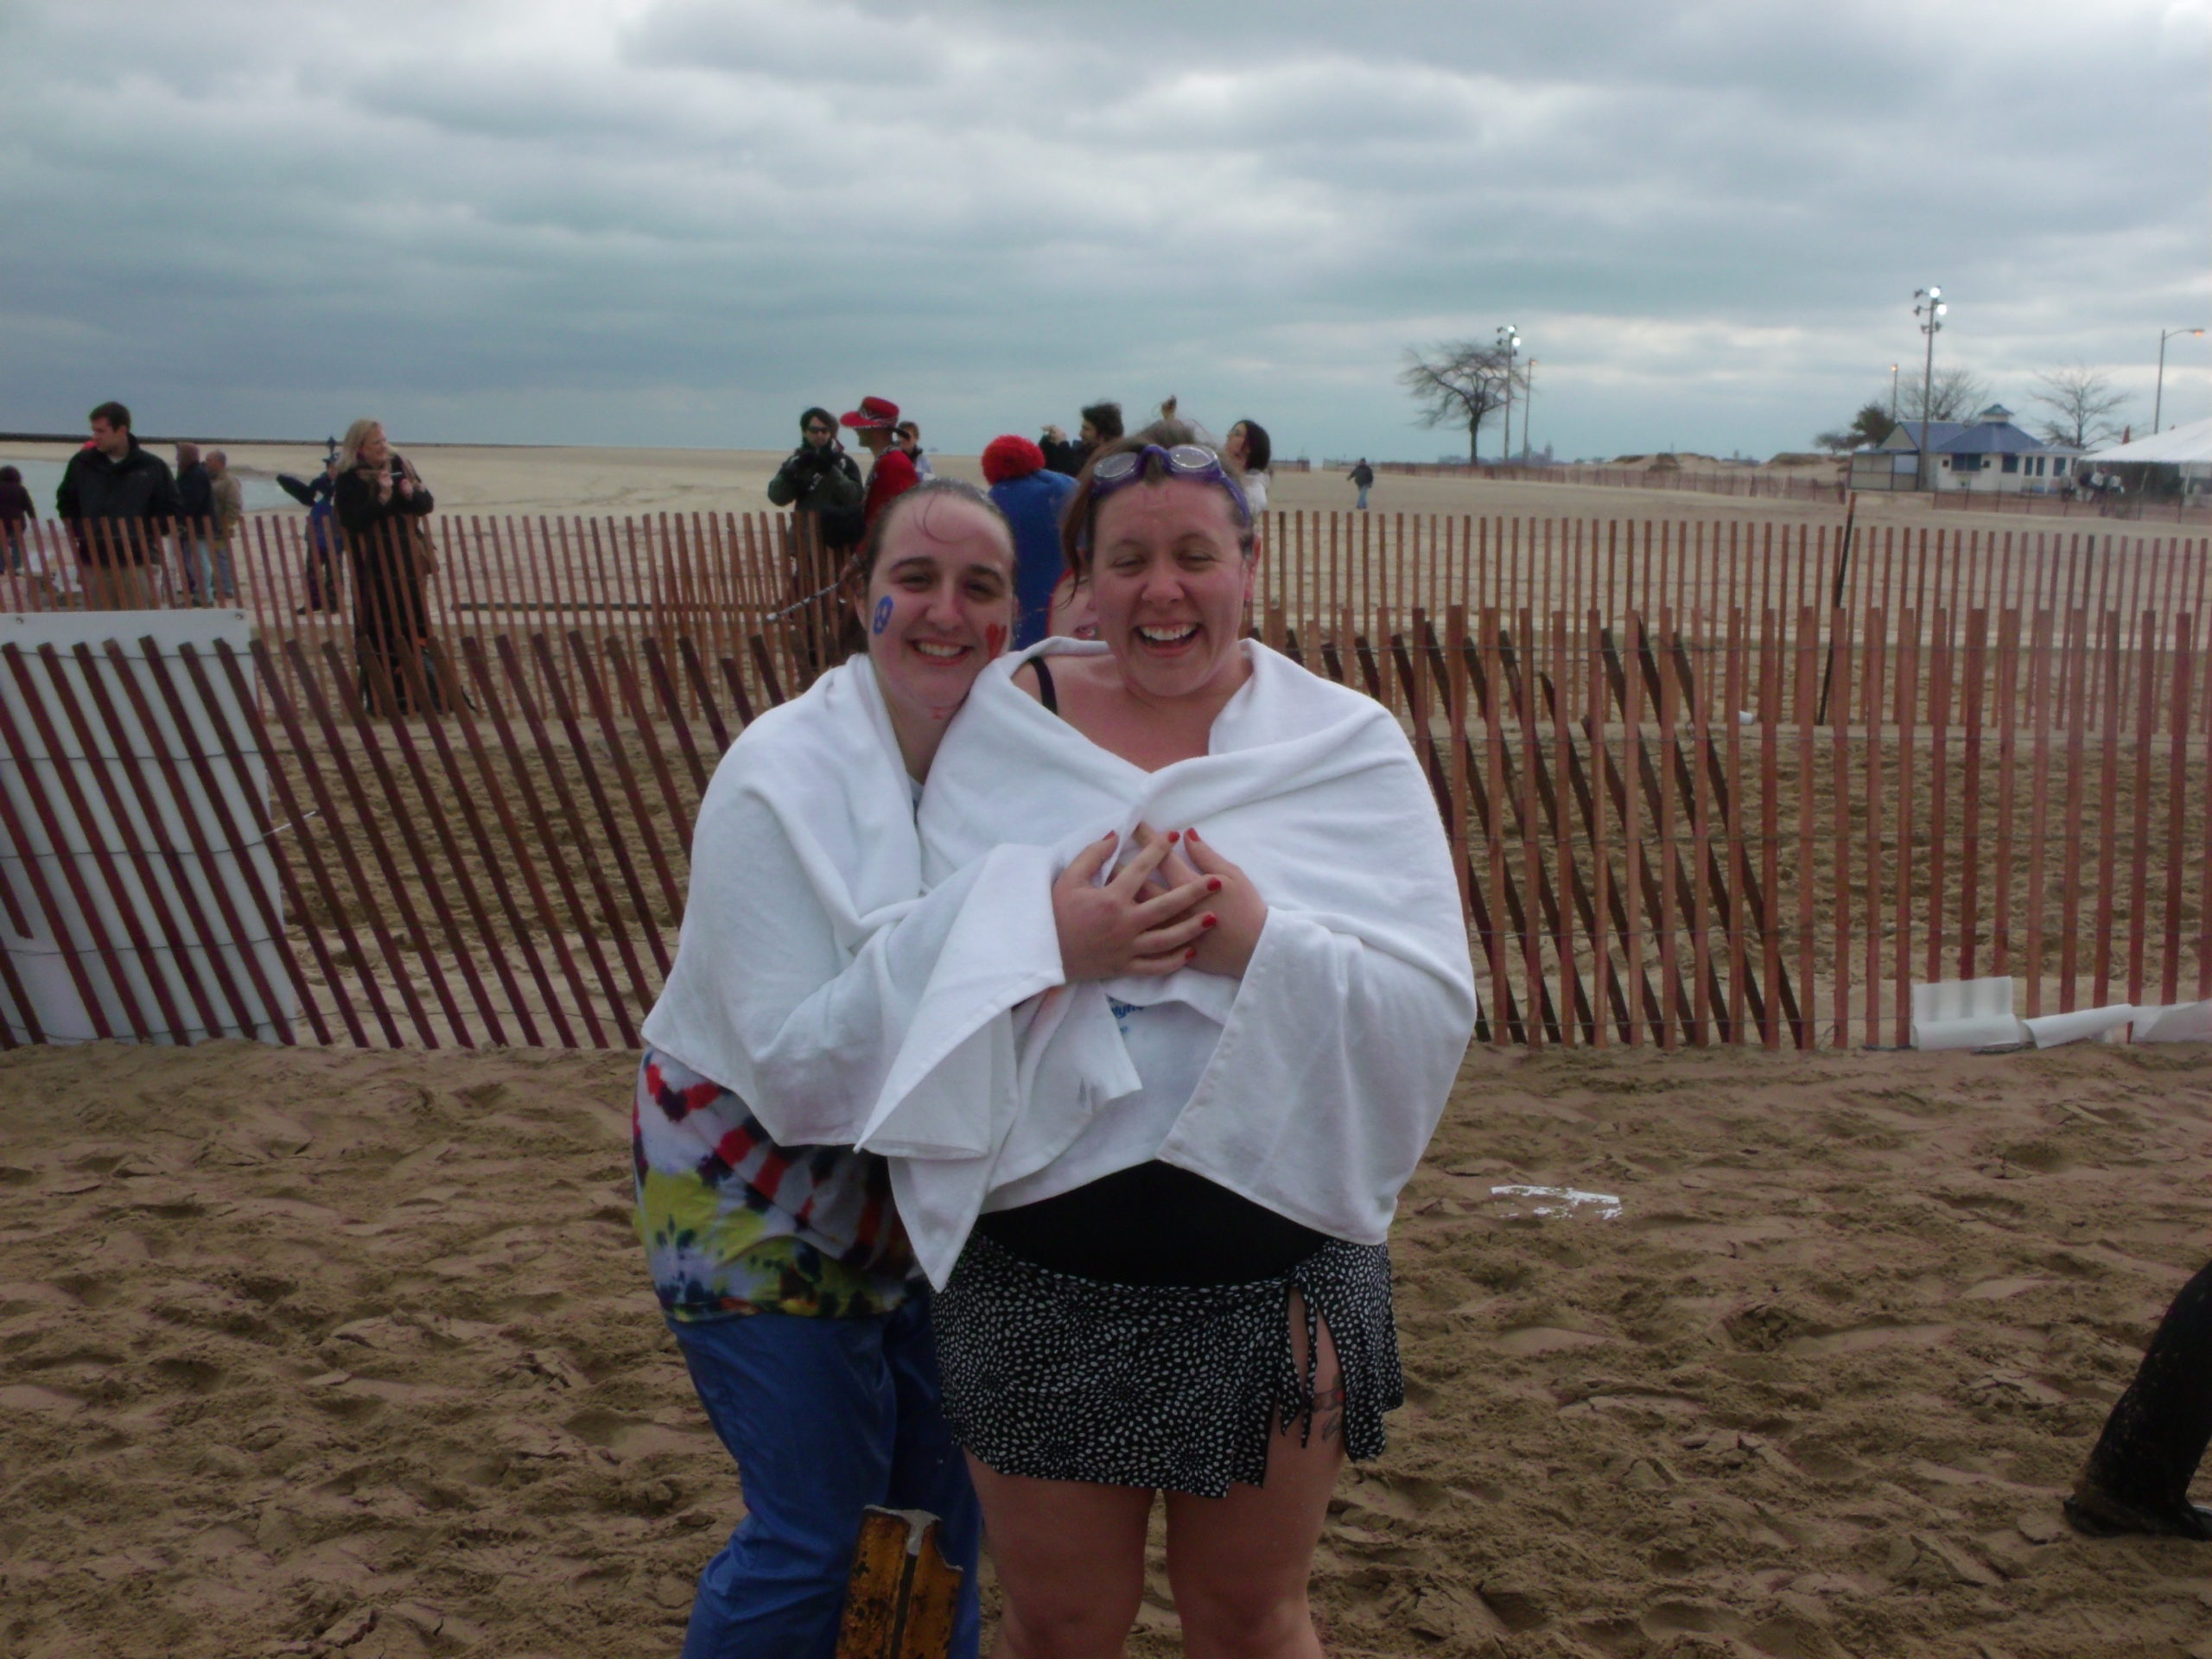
left=1910, top=976, right=2025, bottom=1050
left=2024, top=1004, right=2136, bottom=1047
left=2132, top=1001, right=2212, bottom=1044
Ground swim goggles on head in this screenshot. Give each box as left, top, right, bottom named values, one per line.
left=1088, top=443, right=1251, bottom=524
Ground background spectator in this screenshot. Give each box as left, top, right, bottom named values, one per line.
left=1348, top=456, right=1375, bottom=510
left=981, top=434, right=1077, bottom=649
left=205, top=449, right=243, bottom=601
left=1040, top=400, right=1122, bottom=476
left=894, top=420, right=935, bottom=480
left=766, top=405, right=867, bottom=671
left=841, top=395, right=918, bottom=528
left=56, top=400, right=178, bottom=609
left=1225, top=419, right=1273, bottom=515
left=0, top=463, right=32, bottom=572
left=333, top=418, right=438, bottom=715
left=174, top=442, right=216, bottom=603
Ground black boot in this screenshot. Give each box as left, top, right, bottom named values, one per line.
left=2066, top=1258, right=2212, bottom=1541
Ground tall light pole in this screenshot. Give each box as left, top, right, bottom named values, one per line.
left=1913, top=287, right=1946, bottom=493
left=1497, top=325, right=1521, bottom=463
left=1523, top=359, right=1538, bottom=462
left=2155, top=327, right=2206, bottom=434
left=1888, top=363, right=1900, bottom=425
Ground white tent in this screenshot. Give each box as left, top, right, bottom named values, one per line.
left=2079, top=415, right=2212, bottom=467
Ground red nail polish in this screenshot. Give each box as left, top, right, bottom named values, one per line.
left=1206, top=877, right=1223, bottom=892
left=1201, top=913, right=1217, bottom=929
left=1166, top=830, right=1180, bottom=842
left=1185, top=946, right=1198, bottom=959
left=1186, top=828, right=1202, bottom=841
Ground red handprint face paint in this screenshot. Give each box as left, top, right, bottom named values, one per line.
left=985, top=622, right=1006, bottom=658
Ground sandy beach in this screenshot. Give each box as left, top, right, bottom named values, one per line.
left=1, top=438, right=1904, bottom=534
left=4, top=1037, right=2209, bottom=1658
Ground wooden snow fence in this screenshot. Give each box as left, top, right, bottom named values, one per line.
left=2, top=510, right=2208, bottom=1052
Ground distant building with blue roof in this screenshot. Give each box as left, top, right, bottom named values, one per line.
left=1849, top=404, right=2077, bottom=494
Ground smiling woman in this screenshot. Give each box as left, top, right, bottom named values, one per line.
left=892, top=420, right=1479, bottom=1659
left=627, top=477, right=1022, bottom=1659
left=855, top=479, right=1017, bottom=778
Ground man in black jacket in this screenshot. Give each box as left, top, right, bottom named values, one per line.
left=56, top=401, right=179, bottom=609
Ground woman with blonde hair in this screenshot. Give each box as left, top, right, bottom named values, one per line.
left=332, top=418, right=437, bottom=715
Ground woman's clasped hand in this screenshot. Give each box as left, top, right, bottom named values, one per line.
left=1052, top=825, right=1216, bottom=979
left=1051, top=824, right=1267, bottom=982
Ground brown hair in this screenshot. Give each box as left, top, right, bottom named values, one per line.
left=856, top=478, right=1015, bottom=583
left=1057, top=418, right=1254, bottom=579
left=89, top=400, right=131, bottom=432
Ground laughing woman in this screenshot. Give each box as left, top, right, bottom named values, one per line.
left=632, top=480, right=1208, bottom=1659
left=874, top=423, right=1478, bottom=1659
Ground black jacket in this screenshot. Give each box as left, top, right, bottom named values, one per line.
left=175, top=461, right=214, bottom=526
left=57, top=437, right=180, bottom=524
left=767, top=442, right=866, bottom=550
left=334, top=459, right=435, bottom=537
left=1040, top=435, right=1094, bottom=478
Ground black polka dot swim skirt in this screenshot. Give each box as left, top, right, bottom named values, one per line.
left=931, top=1232, right=1402, bottom=1498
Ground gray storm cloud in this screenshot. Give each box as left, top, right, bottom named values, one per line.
left=1, top=0, right=2202, bottom=459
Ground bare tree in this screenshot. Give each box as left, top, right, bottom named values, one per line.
left=2029, top=363, right=2130, bottom=449
left=1894, top=366, right=1993, bottom=425
left=1401, top=341, right=1521, bottom=462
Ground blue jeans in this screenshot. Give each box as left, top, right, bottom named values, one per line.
left=1356, top=485, right=1370, bottom=510
left=670, top=1298, right=981, bottom=1659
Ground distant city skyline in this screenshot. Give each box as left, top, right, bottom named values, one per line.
left=3, top=0, right=2205, bottom=462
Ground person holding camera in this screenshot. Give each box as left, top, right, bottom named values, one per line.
left=1039, top=399, right=1123, bottom=477
left=768, top=407, right=867, bottom=546
left=769, top=407, right=868, bottom=671
left=334, top=417, right=439, bottom=715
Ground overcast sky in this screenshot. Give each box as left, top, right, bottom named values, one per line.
left=3, top=0, right=2206, bottom=462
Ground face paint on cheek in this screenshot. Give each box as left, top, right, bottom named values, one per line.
left=872, top=595, right=893, bottom=636
left=985, top=623, right=1005, bottom=657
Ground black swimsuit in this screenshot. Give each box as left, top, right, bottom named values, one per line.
left=971, top=652, right=1329, bottom=1287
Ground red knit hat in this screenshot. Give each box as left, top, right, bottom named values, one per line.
left=982, top=434, right=1045, bottom=485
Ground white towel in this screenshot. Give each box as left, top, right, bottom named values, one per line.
left=869, top=639, right=1479, bottom=1286
left=639, top=658, right=1067, bottom=1149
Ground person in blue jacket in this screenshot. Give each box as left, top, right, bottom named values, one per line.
left=981, top=434, right=1077, bottom=648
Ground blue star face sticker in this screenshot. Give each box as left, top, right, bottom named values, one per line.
left=873, top=595, right=893, bottom=635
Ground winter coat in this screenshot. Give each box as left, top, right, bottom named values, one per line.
left=767, top=442, right=866, bottom=550
left=57, top=437, right=180, bottom=564
left=988, top=468, right=1077, bottom=649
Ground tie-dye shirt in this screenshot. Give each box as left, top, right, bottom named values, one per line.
left=632, top=1048, right=915, bottom=1322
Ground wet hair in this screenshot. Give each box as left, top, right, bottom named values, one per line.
left=89, top=400, right=131, bottom=432
left=1230, top=419, right=1272, bottom=474
left=857, top=477, right=1016, bottom=584
left=1058, top=418, right=1254, bottom=577
left=1080, top=401, right=1124, bottom=441
left=0, top=466, right=18, bottom=484
left=799, top=406, right=836, bottom=434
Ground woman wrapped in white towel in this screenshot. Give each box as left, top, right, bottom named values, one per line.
left=632, top=479, right=1215, bottom=1659
left=894, top=423, right=1478, bottom=1659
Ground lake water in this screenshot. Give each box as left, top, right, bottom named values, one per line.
left=1, top=454, right=297, bottom=517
